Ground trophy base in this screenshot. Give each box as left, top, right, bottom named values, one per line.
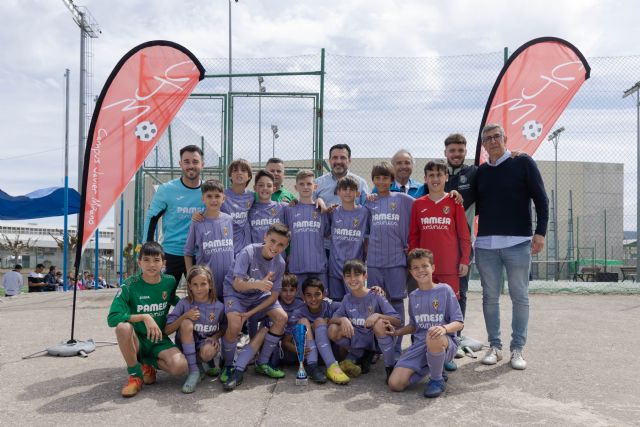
left=295, top=377, right=309, bottom=386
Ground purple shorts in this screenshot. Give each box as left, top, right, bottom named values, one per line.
left=395, top=335, right=457, bottom=377
left=334, top=327, right=378, bottom=352
left=224, top=296, right=283, bottom=321
left=294, top=272, right=328, bottom=298
left=367, top=266, right=408, bottom=300
left=328, top=275, right=346, bottom=301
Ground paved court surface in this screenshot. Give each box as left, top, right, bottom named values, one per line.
left=1, top=290, right=639, bottom=426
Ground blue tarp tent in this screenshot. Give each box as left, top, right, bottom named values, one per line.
left=0, top=187, right=81, bottom=220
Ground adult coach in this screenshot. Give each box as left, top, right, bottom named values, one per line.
left=143, top=145, right=204, bottom=286
left=264, top=157, right=296, bottom=203
left=475, top=123, right=548, bottom=370
left=314, top=144, right=369, bottom=206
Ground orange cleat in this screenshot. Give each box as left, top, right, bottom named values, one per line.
left=121, top=375, right=143, bottom=398
left=142, top=364, right=156, bottom=385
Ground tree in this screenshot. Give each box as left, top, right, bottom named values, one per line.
left=50, top=231, right=78, bottom=273
left=0, top=234, right=37, bottom=265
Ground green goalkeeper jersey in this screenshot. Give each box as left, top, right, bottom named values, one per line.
left=107, top=274, right=180, bottom=336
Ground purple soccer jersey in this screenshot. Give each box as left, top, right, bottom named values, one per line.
left=365, top=192, right=413, bottom=268
left=183, top=213, right=235, bottom=297
left=291, top=299, right=342, bottom=324
left=283, top=203, right=329, bottom=274
left=408, top=284, right=463, bottom=342
left=281, top=298, right=306, bottom=334
left=249, top=201, right=286, bottom=243
left=333, top=291, right=399, bottom=330
left=329, top=205, right=369, bottom=279
left=167, top=297, right=226, bottom=346
left=221, top=188, right=255, bottom=254
left=222, top=243, right=286, bottom=303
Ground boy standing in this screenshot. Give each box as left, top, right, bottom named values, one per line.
left=184, top=179, right=235, bottom=300
left=222, top=159, right=255, bottom=255
left=409, top=160, right=471, bottom=300
left=283, top=170, right=330, bottom=290
left=328, top=176, right=369, bottom=301
left=387, top=249, right=464, bottom=398
left=328, top=260, right=401, bottom=381
left=220, top=223, right=291, bottom=391
left=249, top=170, right=286, bottom=243
left=107, top=242, right=187, bottom=398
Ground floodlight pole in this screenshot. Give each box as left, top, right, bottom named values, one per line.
left=258, top=76, right=265, bottom=166
left=548, top=126, right=565, bottom=280
left=623, top=82, right=640, bottom=274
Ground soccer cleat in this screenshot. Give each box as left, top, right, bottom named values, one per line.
left=223, top=369, right=244, bottom=391
left=141, top=364, right=156, bottom=385
left=237, top=333, right=251, bottom=349
left=444, top=360, right=457, bottom=371
left=181, top=371, right=203, bottom=394
left=339, top=359, right=362, bottom=378
left=423, top=378, right=446, bottom=398
left=255, top=363, right=285, bottom=379
left=326, top=362, right=350, bottom=385
left=121, top=375, right=143, bottom=398
left=358, top=350, right=375, bottom=374
left=201, top=362, right=220, bottom=377
left=220, top=366, right=234, bottom=383
left=306, top=363, right=327, bottom=384
left=442, top=370, right=449, bottom=382
left=510, top=350, right=527, bottom=370
left=481, top=347, right=503, bottom=365
left=455, top=346, right=465, bottom=359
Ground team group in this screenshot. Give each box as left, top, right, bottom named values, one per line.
left=107, top=123, right=549, bottom=399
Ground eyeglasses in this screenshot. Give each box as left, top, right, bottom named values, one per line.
left=482, top=133, right=503, bottom=143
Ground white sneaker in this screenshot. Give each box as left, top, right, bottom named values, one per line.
left=237, top=333, right=250, bottom=349
left=510, top=350, right=527, bottom=370
left=481, top=347, right=503, bottom=365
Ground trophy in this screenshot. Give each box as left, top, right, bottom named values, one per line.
left=292, top=323, right=308, bottom=385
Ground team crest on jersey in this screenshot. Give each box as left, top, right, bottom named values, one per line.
left=460, top=175, right=467, bottom=184
left=227, top=299, right=234, bottom=308
left=432, top=298, right=440, bottom=310
left=353, top=218, right=360, bottom=228
left=223, top=227, right=229, bottom=236
left=390, top=202, right=397, bottom=210
left=246, top=200, right=251, bottom=208
left=270, top=207, right=277, bottom=217
left=312, top=211, right=319, bottom=220
left=367, top=305, right=374, bottom=315
left=209, top=312, right=215, bottom=322
left=443, top=206, right=450, bottom=215
left=162, top=291, right=168, bottom=300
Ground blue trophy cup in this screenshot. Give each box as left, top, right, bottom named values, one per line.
left=293, top=323, right=308, bottom=385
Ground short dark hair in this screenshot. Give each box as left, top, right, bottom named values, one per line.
left=13, top=264, right=22, bottom=270
left=36, top=263, right=45, bottom=269
left=255, top=170, right=275, bottom=184
left=201, top=179, right=225, bottom=194
left=228, top=159, right=253, bottom=187
left=138, top=241, right=165, bottom=260
left=282, top=273, right=298, bottom=289
left=444, top=133, right=467, bottom=146
left=371, top=161, right=395, bottom=181
left=408, top=248, right=434, bottom=266
left=266, top=223, right=291, bottom=240
left=49, top=266, right=56, bottom=272
left=343, top=259, right=367, bottom=276
left=302, top=276, right=325, bottom=294
left=335, top=175, right=359, bottom=193
left=180, top=145, right=204, bottom=158
left=424, top=160, right=448, bottom=175
left=266, top=157, right=284, bottom=166
left=329, top=144, right=351, bottom=159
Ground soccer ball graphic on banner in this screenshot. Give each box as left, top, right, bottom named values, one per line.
left=134, top=121, right=157, bottom=142
left=521, top=120, right=543, bottom=141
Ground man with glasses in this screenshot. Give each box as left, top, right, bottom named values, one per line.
left=475, top=123, right=548, bottom=371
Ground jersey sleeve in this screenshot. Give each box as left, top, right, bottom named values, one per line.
left=332, top=300, right=347, bottom=318
left=455, top=201, right=472, bottom=266
left=408, top=294, right=416, bottom=328
left=408, top=200, right=421, bottom=251
left=271, top=258, right=286, bottom=293
left=445, top=286, right=464, bottom=324
left=166, top=297, right=189, bottom=325
left=143, top=185, right=168, bottom=242
left=184, top=222, right=197, bottom=257
left=377, top=293, right=400, bottom=319
left=232, top=248, right=251, bottom=280
left=107, top=285, right=132, bottom=327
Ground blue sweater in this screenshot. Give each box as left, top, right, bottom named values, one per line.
left=475, top=155, right=548, bottom=237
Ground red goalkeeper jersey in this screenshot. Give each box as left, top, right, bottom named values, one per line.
left=409, top=194, right=471, bottom=275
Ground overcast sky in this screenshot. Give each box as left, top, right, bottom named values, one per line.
left=1, top=0, right=639, bottom=228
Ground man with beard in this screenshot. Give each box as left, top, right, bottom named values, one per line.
left=144, top=145, right=204, bottom=286
left=314, top=144, right=369, bottom=207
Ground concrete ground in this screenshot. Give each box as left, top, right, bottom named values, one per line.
left=1, top=290, right=639, bottom=426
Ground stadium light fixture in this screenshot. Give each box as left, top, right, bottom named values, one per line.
left=258, top=76, right=266, bottom=166
left=271, top=124, right=279, bottom=158
left=548, top=126, right=565, bottom=280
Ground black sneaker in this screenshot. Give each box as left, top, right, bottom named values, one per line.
left=306, top=363, right=327, bottom=384
left=223, top=369, right=244, bottom=391
left=385, top=366, right=394, bottom=384
left=358, top=350, right=375, bottom=374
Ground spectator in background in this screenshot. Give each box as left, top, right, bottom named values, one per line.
left=44, top=265, right=58, bottom=291
left=265, top=157, right=296, bottom=203
left=28, top=264, right=46, bottom=293
left=2, top=264, right=23, bottom=297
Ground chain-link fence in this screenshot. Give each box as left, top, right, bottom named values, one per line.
left=136, top=49, right=640, bottom=293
